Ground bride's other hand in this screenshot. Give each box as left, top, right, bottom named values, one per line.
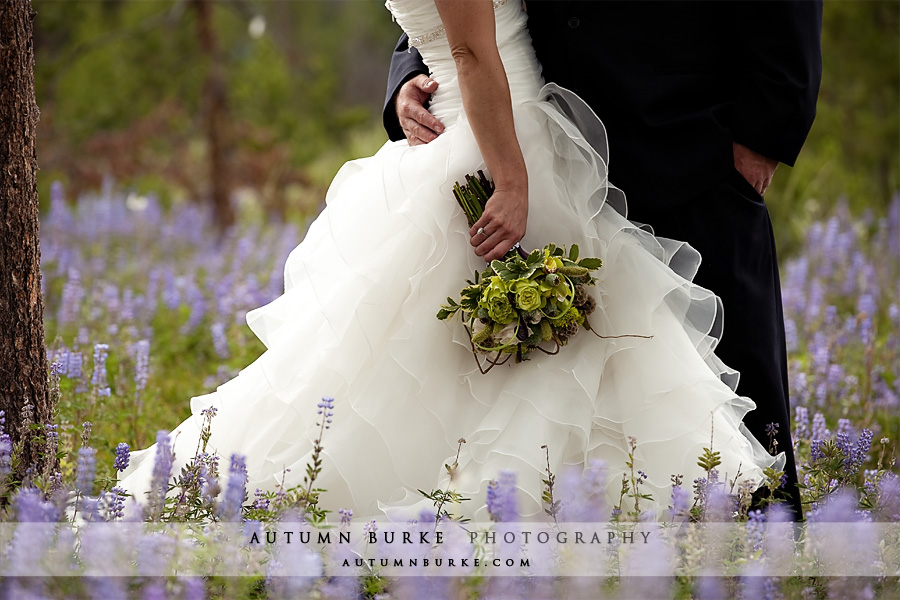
left=396, top=75, right=445, bottom=145
left=435, top=0, right=529, bottom=263
left=469, top=184, right=528, bottom=262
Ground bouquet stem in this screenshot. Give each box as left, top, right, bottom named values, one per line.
left=453, top=170, right=529, bottom=261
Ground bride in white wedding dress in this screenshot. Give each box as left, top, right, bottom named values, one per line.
left=119, top=0, right=784, bottom=521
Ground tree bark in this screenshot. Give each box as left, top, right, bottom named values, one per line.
left=193, top=0, right=235, bottom=233
left=0, top=0, right=52, bottom=479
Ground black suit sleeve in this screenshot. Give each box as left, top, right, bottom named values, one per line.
left=731, top=0, right=823, bottom=166
left=383, top=34, right=429, bottom=142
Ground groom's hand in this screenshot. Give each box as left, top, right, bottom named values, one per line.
left=733, top=142, right=779, bottom=196
left=396, top=75, right=445, bottom=145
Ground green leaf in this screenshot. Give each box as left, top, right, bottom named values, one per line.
left=578, top=257, right=604, bottom=270
left=569, top=244, right=579, bottom=262
left=491, top=260, right=516, bottom=281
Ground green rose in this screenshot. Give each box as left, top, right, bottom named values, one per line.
left=487, top=295, right=516, bottom=324
left=481, top=276, right=509, bottom=303
left=513, top=279, right=544, bottom=312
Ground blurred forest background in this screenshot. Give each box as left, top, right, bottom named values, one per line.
left=32, top=0, right=899, bottom=258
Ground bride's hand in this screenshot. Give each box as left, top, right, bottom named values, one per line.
left=469, top=185, right=528, bottom=262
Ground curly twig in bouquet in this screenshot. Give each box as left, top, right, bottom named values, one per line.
left=438, top=171, right=642, bottom=373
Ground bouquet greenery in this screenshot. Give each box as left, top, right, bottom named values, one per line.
left=437, top=171, right=605, bottom=372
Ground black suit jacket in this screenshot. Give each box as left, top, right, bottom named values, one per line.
left=383, top=0, right=822, bottom=218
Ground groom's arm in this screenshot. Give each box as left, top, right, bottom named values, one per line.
left=383, top=34, right=429, bottom=141
left=731, top=0, right=823, bottom=168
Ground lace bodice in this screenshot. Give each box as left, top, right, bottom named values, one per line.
left=385, top=0, right=543, bottom=127
left=386, top=0, right=514, bottom=49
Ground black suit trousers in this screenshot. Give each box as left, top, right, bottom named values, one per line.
left=644, top=169, right=802, bottom=519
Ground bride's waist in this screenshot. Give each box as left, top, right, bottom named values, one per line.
left=426, top=59, right=544, bottom=126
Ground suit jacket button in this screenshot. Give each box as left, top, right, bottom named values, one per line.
left=568, top=16, right=580, bottom=29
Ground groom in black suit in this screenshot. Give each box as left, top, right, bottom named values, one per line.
left=383, top=0, right=822, bottom=519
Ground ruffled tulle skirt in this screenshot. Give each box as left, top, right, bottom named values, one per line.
left=119, top=84, right=783, bottom=522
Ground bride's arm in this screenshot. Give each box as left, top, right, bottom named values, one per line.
left=434, top=0, right=527, bottom=262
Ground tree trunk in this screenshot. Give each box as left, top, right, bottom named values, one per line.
left=0, top=0, right=52, bottom=479
left=193, top=0, right=234, bottom=234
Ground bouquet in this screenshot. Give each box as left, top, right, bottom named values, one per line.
left=437, top=171, right=605, bottom=372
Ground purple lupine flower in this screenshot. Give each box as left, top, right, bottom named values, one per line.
left=805, top=280, right=825, bottom=323
left=105, top=486, right=127, bottom=520
left=811, top=412, right=829, bottom=441
left=200, top=462, right=220, bottom=508
left=104, top=283, right=121, bottom=318
left=252, top=488, right=270, bottom=511
left=181, top=577, right=206, bottom=600
left=49, top=359, right=64, bottom=379
left=338, top=508, right=353, bottom=526
left=486, top=470, right=518, bottom=522
left=137, top=533, right=175, bottom=578
left=57, top=269, right=85, bottom=325
left=791, top=370, right=810, bottom=405
left=669, top=483, right=691, bottom=521
left=848, top=429, right=874, bottom=475
left=837, top=418, right=852, bottom=436
left=162, top=270, right=180, bottom=310
left=874, top=375, right=900, bottom=408
left=843, top=252, right=864, bottom=295
left=877, top=473, right=900, bottom=520
left=148, top=430, right=174, bottom=515
left=265, top=538, right=322, bottom=598
left=210, top=322, right=230, bottom=359
left=121, top=287, right=135, bottom=322
left=14, top=487, right=59, bottom=522
left=114, top=442, right=130, bottom=472
left=784, top=318, right=798, bottom=352
left=745, top=509, right=767, bottom=553
left=810, top=332, right=830, bottom=374
left=863, top=470, right=878, bottom=498
left=220, top=454, right=248, bottom=521
left=68, top=351, right=84, bottom=380
left=49, top=180, right=66, bottom=214
left=824, top=304, right=838, bottom=327
left=180, top=281, right=207, bottom=335
left=794, top=406, right=810, bottom=440
left=90, top=343, right=111, bottom=397
left=826, top=364, right=844, bottom=392
left=860, top=316, right=874, bottom=347
left=0, top=413, right=12, bottom=479
left=134, top=339, right=150, bottom=395
left=835, top=430, right=853, bottom=459
left=75, top=447, right=97, bottom=495
left=317, top=396, right=334, bottom=429
left=810, top=440, right=825, bottom=462
left=857, top=293, right=877, bottom=317
left=53, top=348, right=70, bottom=377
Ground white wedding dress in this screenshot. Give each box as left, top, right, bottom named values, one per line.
left=120, top=0, right=783, bottom=521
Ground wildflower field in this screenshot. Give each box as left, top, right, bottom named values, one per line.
left=1, top=183, right=898, bottom=599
